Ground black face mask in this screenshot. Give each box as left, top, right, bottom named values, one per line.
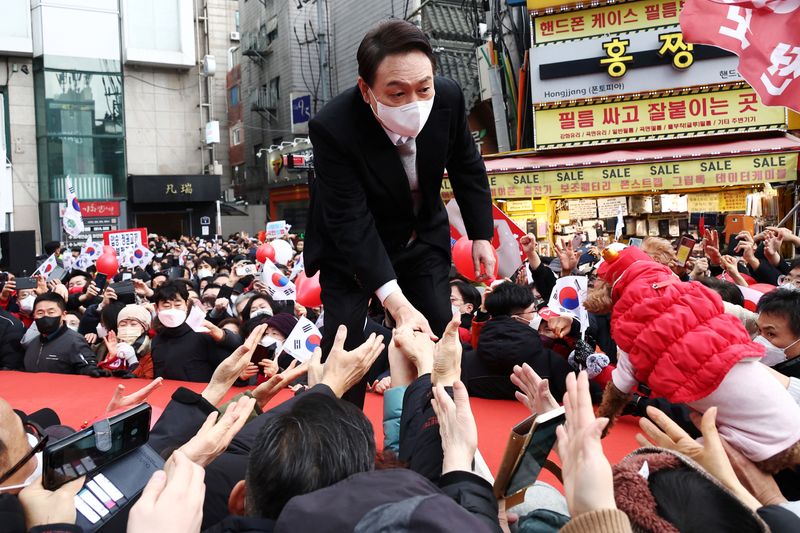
left=36, top=316, right=62, bottom=335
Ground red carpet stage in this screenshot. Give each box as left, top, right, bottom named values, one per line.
left=0, top=371, right=642, bottom=487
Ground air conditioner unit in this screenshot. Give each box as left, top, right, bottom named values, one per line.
left=230, top=31, right=241, bottom=41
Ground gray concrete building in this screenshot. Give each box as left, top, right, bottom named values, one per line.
left=0, top=0, right=240, bottom=251
left=232, top=0, right=484, bottom=233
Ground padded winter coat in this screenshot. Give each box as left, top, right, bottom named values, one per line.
left=609, top=259, right=762, bottom=403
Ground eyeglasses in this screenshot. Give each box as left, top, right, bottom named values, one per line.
left=0, top=423, right=48, bottom=486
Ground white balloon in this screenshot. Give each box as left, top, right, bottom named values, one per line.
left=270, top=239, right=294, bottom=265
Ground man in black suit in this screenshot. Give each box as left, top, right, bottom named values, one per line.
left=305, top=20, right=495, bottom=405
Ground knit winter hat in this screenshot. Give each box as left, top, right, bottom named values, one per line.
left=267, top=313, right=299, bottom=339
left=117, top=304, right=152, bottom=329
left=596, top=246, right=653, bottom=287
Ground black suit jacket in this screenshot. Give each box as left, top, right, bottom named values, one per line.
left=305, top=76, right=493, bottom=293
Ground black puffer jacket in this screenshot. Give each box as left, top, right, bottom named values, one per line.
left=476, top=315, right=572, bottom=400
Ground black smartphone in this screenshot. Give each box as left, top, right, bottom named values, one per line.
left=505, top=407, right=566, bottom=497
left=93, top=273, right=108, bottom=291
left=47, top=266, right=68, bottom=282
left=43, top=403, right=151, bottom=490
left=14, top=277, right=37, bottom=290
left=109, top=280, right=135, bottom=305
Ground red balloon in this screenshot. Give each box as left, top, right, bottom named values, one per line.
left=452, top=236, right=498, bottom=282
left=96, top=251, right=119, bottom=277
left=256, top=243, right=276, bottom=264
left=296, top=271, right=322, bottom=308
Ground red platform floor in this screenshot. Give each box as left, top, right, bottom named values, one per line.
left=0, top=371, right=642, bottom=490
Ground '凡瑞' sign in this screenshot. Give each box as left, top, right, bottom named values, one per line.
left=534, top=85, right=786, bottom=150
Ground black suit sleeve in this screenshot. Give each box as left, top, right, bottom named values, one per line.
left=443, top=80, right=493, bottom=242
left=309, top=119, right=397, bottom=294
left=148, top=387, right=219, bottom=455
left=439, top=471, right=502, bottom=533
left=0, top=312, right=25, bottom=370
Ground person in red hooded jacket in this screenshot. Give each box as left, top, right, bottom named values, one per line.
left=588, top=245, right=800, bottom=474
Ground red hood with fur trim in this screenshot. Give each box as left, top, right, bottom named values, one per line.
left=608, top=255, right=763, bottom=403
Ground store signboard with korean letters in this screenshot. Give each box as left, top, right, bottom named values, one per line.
left=530, top=24, right=742, bottom=104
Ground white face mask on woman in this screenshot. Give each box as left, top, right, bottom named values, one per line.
left=754, top=335, right=800, bottom=366
left=368, top=88, right=433, bottom=138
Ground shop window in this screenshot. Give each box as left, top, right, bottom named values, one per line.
left=34, top=68, right=126, bottom=202
left=269, top=77, right=280, bottom=107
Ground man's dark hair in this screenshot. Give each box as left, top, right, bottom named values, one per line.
left=43, top=241, right=61, bottom=256
left=449, top=280, right=481, bottom=311
left=246, top=394, right=375, bottom=519
left=153, top=280, right=189, bottom=305
left=101, top=301, right=126, bottom=331
left=33, top=292, right=66, bottom=312
left=757, top=289, right=800, bottom=337
left=789, top=257, right=800, bottom=272
left=485, top=282, right=534, bottom=316
left=695, top=277, right=745, bottom=307
left=357, top=20, right=436, bottom=86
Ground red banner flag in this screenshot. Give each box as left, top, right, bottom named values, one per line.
left=680, top=0, right=800, bottom=111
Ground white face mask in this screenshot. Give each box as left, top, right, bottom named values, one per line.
left=158, top=308, right=187, bottom=328
left=96, top=324, right=108, bottom=339
left=19, top=295, right=36, bottom=314
left=754, top=335, right=800, bottom=366
left=197, top=268, right=213, bottom=280
left=451, top=304, right=461, bottom=317
left=66, top=324, right=79, bottom=332
left=369, top=87, right=434, bottom=138
left=250, top=308, right=273, bottom=319
left=0, top=433, right=42, bottom=492
left=261, top=335, right=283, bottom=356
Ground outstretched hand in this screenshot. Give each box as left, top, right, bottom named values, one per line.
left=433, top=312, right=462, bottom=385
left=252, top=360, right=308, bottom=409
left=320, top=325, right=385, bottom=397
left=510, top=363, right=558, bottom=415
left=556, top=372, right=615, bottom=517
left=202, top=324, right=267, bottom=405
left=431, top=380, right=478, bottom=475
left=175, top=395, right=255, bottom=467
left=636, top=406, right=761, bottom=510
left=106, top=377, right=164, bottom=414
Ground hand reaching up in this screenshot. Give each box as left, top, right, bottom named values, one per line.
left=556, top=372, right=615, bottom=517
left=510, top=363, right=558, bottom=415
left=320, top=326, right=385, bottom=398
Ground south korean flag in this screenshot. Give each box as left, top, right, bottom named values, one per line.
left=260, top=259, right=296, bottom=301
left=281, top=317, right=322, bottom=363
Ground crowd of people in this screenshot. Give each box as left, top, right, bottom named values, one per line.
left=0, top=226, right=799, bottom=532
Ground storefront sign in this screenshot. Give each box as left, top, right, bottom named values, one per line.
left=534, top=86, right=786, bottom=150
left=567, top=199, right=598, bottom=219
left=80, top=201, right=120, bottom=218
left=597, top=197, right=629, bottom=218
left=504, top=199, right=534, bottom=212
left=720, top=189, right=748, bottom=212
left=533, top=0, right=683, bottom=45
left=441, top=152, right=797, bottom=199
left=129, top=175, right=221, bottom=203
left=531, top=25, right=740, bottom=104
left=687, top=192, right=720, bottom=213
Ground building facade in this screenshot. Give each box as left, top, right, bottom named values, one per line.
left=232, top=0, right=487, bottom=234
left=0, top=0, right=239, bottom=250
